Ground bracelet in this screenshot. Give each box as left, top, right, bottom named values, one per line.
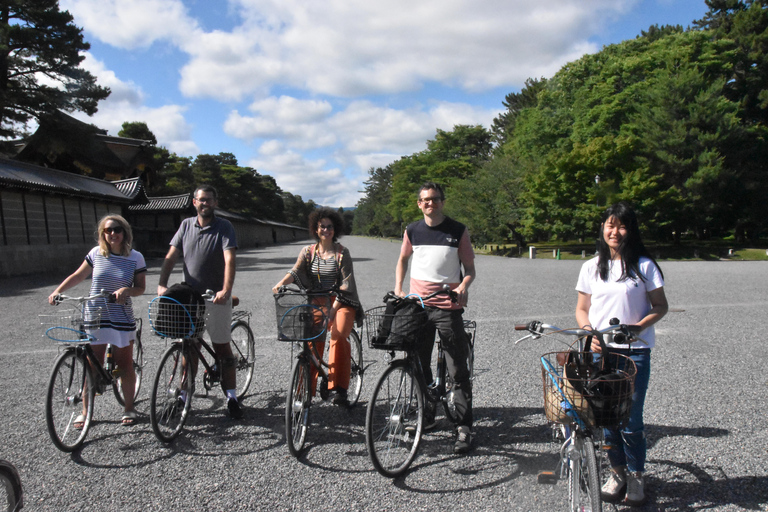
left=581, top=324, right=592, bottom=330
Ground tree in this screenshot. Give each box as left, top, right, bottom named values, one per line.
left=0, top=0, right=110, bottom=140
left=118, top=121, right=157, bottom=145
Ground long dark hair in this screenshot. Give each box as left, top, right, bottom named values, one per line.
left=597, top=202, right=663, bottom=282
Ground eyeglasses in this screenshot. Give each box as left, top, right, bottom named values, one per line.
left=104, top=226, right=124, bottom=235
left=195, top=196, right=215, bottom=204
left=418, top=196, right=443, bottom=204
left=319, top=224, right=334, bottom=231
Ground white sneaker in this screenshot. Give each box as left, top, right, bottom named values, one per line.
left=600, top=467, right=626, bottom=503
left=626, top=471, right=646, bottom=506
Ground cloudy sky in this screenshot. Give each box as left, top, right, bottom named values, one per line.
left=59, top=0, right=709, bottom=207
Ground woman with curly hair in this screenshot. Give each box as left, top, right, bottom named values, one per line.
left=272, top=208, right=363, bottom=406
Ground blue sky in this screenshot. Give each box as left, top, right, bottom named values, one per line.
left=59, top=0, right=710, bottom=207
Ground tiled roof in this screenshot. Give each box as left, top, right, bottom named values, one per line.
left=0, top=156, right=134, bottom=202
left=128, top=193, right=192, bottom=211
left=111, top=178, right=149, bottom=204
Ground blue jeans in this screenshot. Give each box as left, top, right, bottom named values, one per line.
left=603, top=349, right=651, bottom=473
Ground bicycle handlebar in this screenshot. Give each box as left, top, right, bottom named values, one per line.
left=514, top=318, right=647, bottom=346
left=52, top=289, right=113, bottom=305
left=383, top=284, right=458, bottom=305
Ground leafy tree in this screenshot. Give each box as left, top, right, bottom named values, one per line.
left=0, top=0, right=110, bottom=140
left=491, top=77, right=546, bottom=148
left=118, top=121, right=157, bottom=145
left=353, top=165, right=398, bottom=237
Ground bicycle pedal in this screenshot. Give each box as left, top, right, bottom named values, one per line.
left=537, top=471, right=558, bottom=484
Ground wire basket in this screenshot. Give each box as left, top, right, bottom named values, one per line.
left=40, top=307, right=102, bottom=343
left=541, top=351, right=636, bottom=428
left=364, top=304, right=427, bottom=350
left=274, top=291, right=332, bottom=342
left=148, top=296, right=206, bottom=339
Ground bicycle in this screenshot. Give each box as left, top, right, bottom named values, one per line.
left=363, top=288, right=476, bottom=478
left=515, top=319, right=643, bottom=512
left=0, top=459, right=23, bottom=511
left=147, top=291, right=257, bottom=443
left=274, top=285, right=364, bottom=457
left=42, top=291, right=144, bottom=452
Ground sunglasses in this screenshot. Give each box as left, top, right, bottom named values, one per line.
left=319, top=224, right=334, bottom=230
left=104, top=226, right=124, bottom=235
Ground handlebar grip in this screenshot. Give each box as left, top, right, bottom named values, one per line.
left=514, top=324, right=529, bottom=331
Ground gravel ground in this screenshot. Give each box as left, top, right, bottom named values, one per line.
left=1, top=236, right=766, bottom=511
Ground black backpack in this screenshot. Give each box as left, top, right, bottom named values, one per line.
left=156, top=283, right=205, bottom=338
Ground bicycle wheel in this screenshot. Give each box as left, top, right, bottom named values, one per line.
left=568, top=435, right=602, bottom=512
left=0, top=462, right=22, bottom=512
left=346, top=329, right=364, bottom=407
left=365, top=361, right=424, bottom=478
left=113, top=321, right=144, bottom=404
left=285, top=358, right=311, bottom=456
left=150, top=343, right=193, bottom=443
left=45, top=350, right=94, bottom=452
left=230, top=320, right=255, bottom=400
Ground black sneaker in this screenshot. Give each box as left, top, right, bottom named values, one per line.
left=330, top=389, right=349, bottom=407
left=227, top=397, right=243, bottom=419
left=454, top=426, right=472, bottom=454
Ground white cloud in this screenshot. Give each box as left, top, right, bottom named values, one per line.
left=229, top=96, right=500, bottom=206
left=172, top=0, right=630, bottom=100
left=75, top=53, right=199, bottom=156
left=61, top=0, right=199, bottom=49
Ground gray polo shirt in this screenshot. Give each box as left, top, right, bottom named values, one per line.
left=170, top=216, right=237, bottom=294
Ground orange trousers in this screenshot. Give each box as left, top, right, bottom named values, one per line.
left=310, top=305, right=354, bottom=394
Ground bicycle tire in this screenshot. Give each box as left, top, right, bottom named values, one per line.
left=150, top=343, right=193, bottom=443
left=568, top=435, right=602, bottom=512
left=365, top=361, right=424, bottom=478
left=112, top=320, right=144, bottom=405
left=0, top=462, right=23, bottom=512
left=346, top=329, right=364, bottom=407
left=45, top=350, right=94, bottom=452
left=285, top=358, right=311, bottom=456
left=230, top=320, right=256, bottom=400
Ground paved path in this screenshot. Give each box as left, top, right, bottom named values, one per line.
left=0, top=236, right=766, bottom=511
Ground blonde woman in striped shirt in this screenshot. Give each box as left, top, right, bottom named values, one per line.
left=48, top=214, right=146, bottom=426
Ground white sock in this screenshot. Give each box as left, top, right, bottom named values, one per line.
left=180, top=390, right=188, bottom=402
left=226, top=389, right=237, bottom=400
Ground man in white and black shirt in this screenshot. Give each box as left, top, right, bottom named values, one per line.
left=394, top=182, right=476, bottom=454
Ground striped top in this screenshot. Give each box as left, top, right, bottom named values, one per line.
left=309, top=255, right=338, bottom=290
left=85, top=247, right=147, bottom=331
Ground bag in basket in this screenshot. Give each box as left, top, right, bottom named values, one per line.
left=372, top=298, right=425, bottom=348
left=156, top=282, right=205, bottom=338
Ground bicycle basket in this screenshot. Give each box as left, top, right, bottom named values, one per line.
left=274, top=291, right=332, bottom=341
left=40, top=306, right=102, bottom=343
left=541, top=351, right=636, bottom=428
left=364, top=300, right=427, bottom=350
left=148, top=296, right=206, bottom=339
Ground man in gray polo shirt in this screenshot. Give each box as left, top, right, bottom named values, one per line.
left=158, top=184, right=242, bottom=419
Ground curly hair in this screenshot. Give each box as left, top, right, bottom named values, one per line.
left=308, top=207, right=345, bottom=242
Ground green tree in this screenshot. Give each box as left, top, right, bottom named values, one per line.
left=118, top=121, right=157, bottom=145
left=0, top=0, right=110, bottom=140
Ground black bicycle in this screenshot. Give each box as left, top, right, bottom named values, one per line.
left=42, top=291, right=144, bottom=452
left=147, top=292, right=256, bottom=443
left=363, top=288, right=476, bottom=477
left=274, top=285, right=364, bottom=456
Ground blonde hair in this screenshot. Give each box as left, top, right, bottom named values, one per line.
left=97, top=214, right=133, bottom=257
